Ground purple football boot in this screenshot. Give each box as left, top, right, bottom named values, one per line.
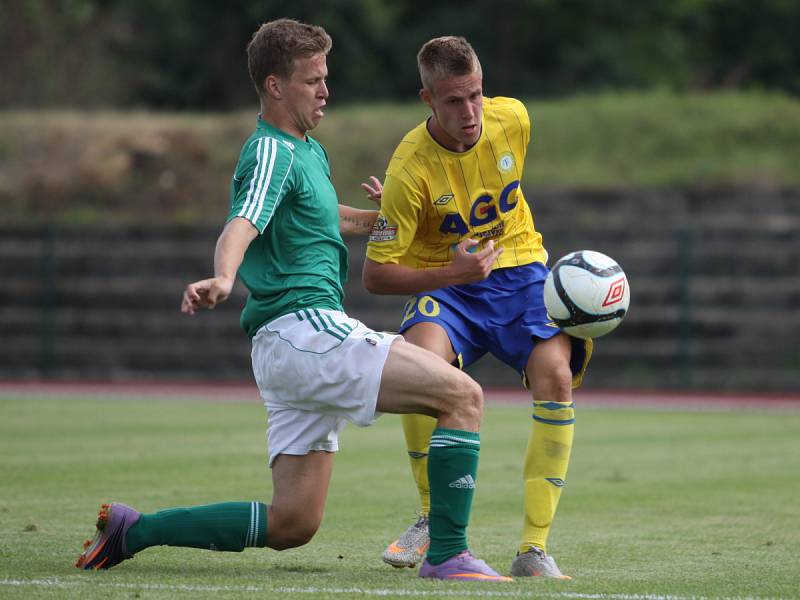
left=419, top=550, right=513, bottom=582
left=75, top=502, right=140, bottom=570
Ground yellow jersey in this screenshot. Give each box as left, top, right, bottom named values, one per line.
left=366, top=96, right=547, bottom=269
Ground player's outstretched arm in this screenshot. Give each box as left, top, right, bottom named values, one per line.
left=363, top=238, right=504, bottom=295
left=338, top=204, right=379, bottom=235
left=181, top=217, right=258, bottom=315
left=338, top=176, right=383, bottom=235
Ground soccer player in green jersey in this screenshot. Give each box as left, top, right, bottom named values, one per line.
left=362, top=37, right=592, bottom=578
left=74, top=19, right=510, bottom=582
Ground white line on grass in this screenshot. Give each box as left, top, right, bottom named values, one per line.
left=0, top=578, right=782, bottom=600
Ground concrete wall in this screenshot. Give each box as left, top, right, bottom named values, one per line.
left=2, top=187, right=798, bottom=390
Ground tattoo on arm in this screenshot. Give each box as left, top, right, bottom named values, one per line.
left=340, top=213, right=375, bottom=234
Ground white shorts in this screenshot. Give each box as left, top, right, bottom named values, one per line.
left=251, top=309, right=401, bottom=467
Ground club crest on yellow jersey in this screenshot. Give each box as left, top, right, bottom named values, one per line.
left=498, top=152, right=515, bottom=172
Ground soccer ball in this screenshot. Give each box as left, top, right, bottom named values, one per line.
left=543, top=250, right=630, bottom=339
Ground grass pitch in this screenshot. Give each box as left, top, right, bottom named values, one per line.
left=1, top=392, right=799, bottom=599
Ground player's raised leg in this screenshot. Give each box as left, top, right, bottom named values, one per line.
left=511, top=333, right=574, bottom=579
left=377, top=339, right=511, bottom=582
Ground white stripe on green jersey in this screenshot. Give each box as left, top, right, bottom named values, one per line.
left=249, top=137, right=277, bottom=224
left=238, top=137, right=294, bottom=230
left=239, top=137, right=268, bottom=223
left=243, top=137, right=271, bottom=223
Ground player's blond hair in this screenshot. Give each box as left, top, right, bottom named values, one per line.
left=247, top=18, right=332, bottom=98
left=417, top=36, right=482, bottom=93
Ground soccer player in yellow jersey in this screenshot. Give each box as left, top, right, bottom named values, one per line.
left=362, top=36, right=592, bottom=578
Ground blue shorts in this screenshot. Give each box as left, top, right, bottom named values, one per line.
left=398, top=262, right=591, bottom=386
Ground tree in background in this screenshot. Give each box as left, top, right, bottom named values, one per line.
left=1, top=0, right=799, bottom=109
left=0, top=0, right=127, bottom=107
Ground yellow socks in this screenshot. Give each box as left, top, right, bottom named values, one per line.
left=520, top=399, right=575, bottom=553
left=402, top=413, right=436, bottom=516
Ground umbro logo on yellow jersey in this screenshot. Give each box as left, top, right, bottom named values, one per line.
left=434, top=194, right=454, bottom=205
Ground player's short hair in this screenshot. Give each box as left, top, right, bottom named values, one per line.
left=417, top=36, right=482, bottom=92
left=247, top=18, right=332, bottom=97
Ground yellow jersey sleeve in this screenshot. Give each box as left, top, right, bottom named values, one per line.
left=366, top=173, right=425, bottom=265
left=366, top=97, right=547, bottom=270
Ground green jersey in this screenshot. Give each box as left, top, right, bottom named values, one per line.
left=228, top=117, right=347, bottom=338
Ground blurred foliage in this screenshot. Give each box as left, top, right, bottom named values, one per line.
left=2, top=0, right=800, bottom=109
left=2, top=91, right=799, bottom=224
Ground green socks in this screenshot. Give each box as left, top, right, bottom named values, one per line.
left=122, top=429, right=478, bottom=564
left=426, top=428, right=480, bottom=565
left=126, top=501, right=267, bottom=554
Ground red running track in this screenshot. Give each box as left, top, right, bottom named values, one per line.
left=1, top=381, right=799, bottom=411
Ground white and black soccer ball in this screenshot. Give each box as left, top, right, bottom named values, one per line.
left=543, top=250, right=630, bottom=339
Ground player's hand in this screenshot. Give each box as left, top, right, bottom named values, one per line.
left=181, top=276, right=234, bottom=315
left=360, top=176, right=383, bottom=206
left=447, top=238, right=504, bottom=284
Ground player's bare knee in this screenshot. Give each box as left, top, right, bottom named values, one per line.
left=536, top=365, right=573, bottom=401
left=282, top=523, right=318, bottom=549
left=443, top=373, right=483, bottom=427
left=268, top=520, right=320, bottom=550
left=266, top=505, right=322, bottom=550
left=554, top=365, right=574, bottom=398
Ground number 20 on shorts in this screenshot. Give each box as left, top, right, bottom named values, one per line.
left=401, top=295, right=441, bottom=327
